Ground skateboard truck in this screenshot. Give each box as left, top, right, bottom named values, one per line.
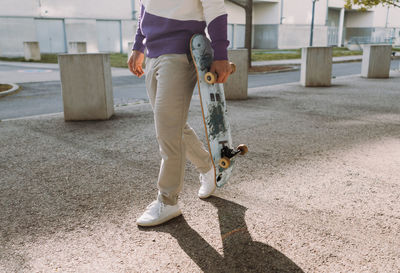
left=218, top=143, right=248, bottom=169
left=204, top=63, right=237, bottom=84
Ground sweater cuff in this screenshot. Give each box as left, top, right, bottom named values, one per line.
left=207, top=14, right=229, bottom=60
left=132, top=42, right=145, bottom=53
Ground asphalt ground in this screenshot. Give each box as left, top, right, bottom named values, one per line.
left=1, top=72, right=400, bottom=272
left=1, top=60, right=400, bottom=120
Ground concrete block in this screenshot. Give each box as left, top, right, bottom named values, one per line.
left=224, top=49, right=248, bottom=100
left=23, top=42, right=41, bottom=61
left=300, top=47, right=332, bottom=87
left=68, top=42, right=87, bottom=53
left=361, top=45, right=392, bottom=78
left=58, top=53, right=114, bottom=121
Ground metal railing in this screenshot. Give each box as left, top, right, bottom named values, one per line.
left=347, top=36, right=394, bottom=45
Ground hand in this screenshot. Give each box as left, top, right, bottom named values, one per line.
left=210, top=60, right=233, bottom=83
left=127, top=50, right=145, bottom=78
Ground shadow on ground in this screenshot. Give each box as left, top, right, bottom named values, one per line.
left=141, top=196, right=304, bottom=273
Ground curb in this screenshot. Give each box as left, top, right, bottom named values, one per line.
left=0, top=83, right=20, bottom=98
left=249, top=66, right=299, bottom=75
left=252, top=55, right=400, bottom=67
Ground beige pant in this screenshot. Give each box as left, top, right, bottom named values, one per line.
left=145, top=54, right=212, bottom=205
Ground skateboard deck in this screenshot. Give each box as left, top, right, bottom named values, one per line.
left=190, top=34, right=247, bottom=187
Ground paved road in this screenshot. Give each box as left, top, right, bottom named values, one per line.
left=1, top=60, right=399, bottom=120
left=1, top=73, right=400, bottom=272
left=249, top=60, right=400, bottom=88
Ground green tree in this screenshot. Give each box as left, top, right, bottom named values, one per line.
left=345, top=0, right=400, bottom=9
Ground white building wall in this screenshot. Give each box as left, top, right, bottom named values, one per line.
left=281, top=0, right=328, bottom=25
left=328, top=0, right=345, bottom=8
left=253, top=3, right=280, bottom=24
left=345, top=11, right=374, bottom=27
left=122, top=20, right=137, bottom=53
left=278, top=0, right=329, bottom=48
left=387, top=7, right=400, bottom=27
left=371, top=6, right=390, bottom=27
left=65, top=19, right=99, bottom=53
left=0, top=0, right=133, bottom=19
left=0, top=0, right=137, bottom=56
left=0, top=17, right=37, bottom=56
left=1, top=0, right=400, bottom=55
left=0, top=0, right=39, bottom=17
left=278, top=25, right=328, bottom=48
left=225, top=1, right=246, bottom=48
left=38, top=0, right=132, bottom=19
left=225, top=1, right=246, bottom=24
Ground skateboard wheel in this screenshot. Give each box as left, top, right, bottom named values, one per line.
left=219, top=157, right=231, bottom=169
left=205, top=72, right=216, bottom=84
left=230, top=62, right=236, bottom=74
left=237, top=144, right=248, bottom=155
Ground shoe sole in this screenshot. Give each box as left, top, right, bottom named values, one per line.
left=136, top=210, right=182, bottom=227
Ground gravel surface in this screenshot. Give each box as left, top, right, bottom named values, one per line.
left=1, top=73, right=400, bottom=272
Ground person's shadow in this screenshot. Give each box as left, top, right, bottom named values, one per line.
left=140, top=196, right=304, bottom=272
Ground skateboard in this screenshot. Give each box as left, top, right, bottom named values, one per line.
left=190, top=34, right=248, bottom=187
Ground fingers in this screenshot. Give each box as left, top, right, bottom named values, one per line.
left=216, top=72, right=228, bottom=83
left=209, top=60, right=234, bottom=83
left=131, top=64, right=143, bottom=77
left=134, top=65, right=144, bottom=77
left=127, top=51, right=145, bottom=78
left=215, top=63, right=232, bottom=83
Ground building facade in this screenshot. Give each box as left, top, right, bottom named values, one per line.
left=226, top=0, right=400, bottom=49
left=0, top=0, right=139, bottom=56
left=1, top=0, right=399, bottom=57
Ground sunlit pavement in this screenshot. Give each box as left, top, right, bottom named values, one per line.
left=1, top=72, right=400, bottom=272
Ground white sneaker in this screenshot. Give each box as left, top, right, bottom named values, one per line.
left=136, top=200, right=182, bottom=227
left=198, top=168, right=216, bottom=199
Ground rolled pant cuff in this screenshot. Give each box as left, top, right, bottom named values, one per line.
left=158, top=192, right=178, bottom=206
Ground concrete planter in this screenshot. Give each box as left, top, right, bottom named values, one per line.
left=300, top=47, right=333, bottom=87
left=224, top=49, right=248, bottom=100
left=68, top=42, right=87, bottom=53
left=361, top=44, right=392, bottom=78
left=23, top=41, right=41, bottom=61
left=58, top=53, right=114, bottom=121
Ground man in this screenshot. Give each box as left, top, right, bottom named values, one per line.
left=128, top=0, right=232, bottom=227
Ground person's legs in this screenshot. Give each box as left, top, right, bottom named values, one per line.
left=183, top=124, right=216, bottom=198
left=138, top=54, right=217, bottom=226
left=183, top=124, right=212, bottom=174
left=145, top=54, right=212, bottom=205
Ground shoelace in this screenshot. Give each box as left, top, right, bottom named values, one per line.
left=158, top=202, right=165, bottom=216
left=146, top=201, right=166, bottom=216
left=146, top=201, right=158, bottom=210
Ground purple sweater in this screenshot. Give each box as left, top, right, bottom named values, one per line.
left=132, top=0, right=229, bottom=60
